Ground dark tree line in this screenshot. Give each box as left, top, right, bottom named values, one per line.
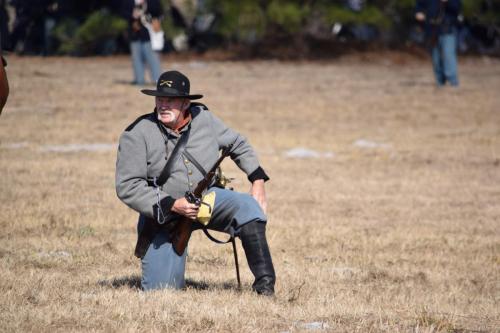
left=1, top=0, right=499, bottom=57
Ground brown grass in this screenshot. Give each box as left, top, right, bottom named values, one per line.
left=0, top=54, right=499, bottom=332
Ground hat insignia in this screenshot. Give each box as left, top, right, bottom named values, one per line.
left=160, top=80, right=173, bottom=87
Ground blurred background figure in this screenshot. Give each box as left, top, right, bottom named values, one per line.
left=117, top=0, right=163, bottom=86
left=346, top=0, right=364, bottom=12
left=10, top=0, right=46, bottom=55
left=332, top=0, right=379, bottom=44
left=8, top=0, right=66, bottom=56
left=415, top=0, right=462, bottom=87
left=0, top=0, right=9, bottom=51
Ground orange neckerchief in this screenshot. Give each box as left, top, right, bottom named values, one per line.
left=172, top=111, right=192, bottom=133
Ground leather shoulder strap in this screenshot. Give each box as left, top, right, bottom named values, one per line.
left=155, top=124, right=191, bottom=186
left=183, top=150, right=207, bottom=176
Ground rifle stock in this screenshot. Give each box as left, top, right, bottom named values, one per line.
left=172, top=145, right=233, bottom=256
left=172, top=217, right=193, bottom=256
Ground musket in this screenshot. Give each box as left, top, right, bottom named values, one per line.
left=172, top=144, right=233, bottom=256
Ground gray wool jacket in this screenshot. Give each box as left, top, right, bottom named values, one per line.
left=115, top=104, right=269, bottom=221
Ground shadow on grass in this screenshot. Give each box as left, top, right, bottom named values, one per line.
left=98, top=275, right=141, bottom=290
left=99, top=276, right=244, bottom=292
left=185, top=279, right=243, bottom=292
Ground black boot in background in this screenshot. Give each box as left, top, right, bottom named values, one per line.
left=239, top=221, right=276, bottom=296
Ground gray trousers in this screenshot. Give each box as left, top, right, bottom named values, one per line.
left=138, top=187, right=267, bottom=290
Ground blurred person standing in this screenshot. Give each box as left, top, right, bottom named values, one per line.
left=118, top=0, right=163, bottom=85
left=115, top=70, right=276, bottom=294
left=0, top=32, right=9, bottom=114
left=9, top=0, right=46, bottom=54
left=0, top=0, right=9, bottom=51
left=415, top=0, right=462, bottom=87
left=346, top=0, right=364, bottom=12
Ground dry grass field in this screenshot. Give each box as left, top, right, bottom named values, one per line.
left=0, top=53, right=499, bottom=332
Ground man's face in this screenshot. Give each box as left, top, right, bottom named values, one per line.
left=155, top=96, right=189, bottom=127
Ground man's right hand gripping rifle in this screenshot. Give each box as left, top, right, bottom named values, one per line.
left=171, top=196, right=200, bottom=221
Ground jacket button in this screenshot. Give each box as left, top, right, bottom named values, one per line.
left=188, top=170, right=193, bottom=175
left=189, top=182, right=193, bottom=187
left=184, top=159, right=190, bottom=164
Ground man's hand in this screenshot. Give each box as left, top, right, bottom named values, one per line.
left=415, top=12, right=426, bottom=22
left=250, top=179, right=267, bottom=214
left=172, top=197, right=199, bottom=220
left=152, top=18, right=162, bottom=33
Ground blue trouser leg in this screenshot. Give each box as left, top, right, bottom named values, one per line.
left=138, top=216, right=187, bottom=291
left=431, top=32, right=459, bottom=87
left=141, top=41, right=162, bottom=84
left=139, top=188, right=267, bottom=291
left=431, top=43, right=445, bottom=86
left=440, top=32, right=459, bottom=86
left=202, top=187, right=267, bottom=233
left=130, top=41, right=145, bottom=85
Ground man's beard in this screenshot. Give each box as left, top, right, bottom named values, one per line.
left=157, top=110, right=177, bottom=124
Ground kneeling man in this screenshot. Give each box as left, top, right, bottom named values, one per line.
left=115, top=70, right=275, bottom=295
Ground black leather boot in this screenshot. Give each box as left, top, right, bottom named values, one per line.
left=239, top=221, right=276, bottom=296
